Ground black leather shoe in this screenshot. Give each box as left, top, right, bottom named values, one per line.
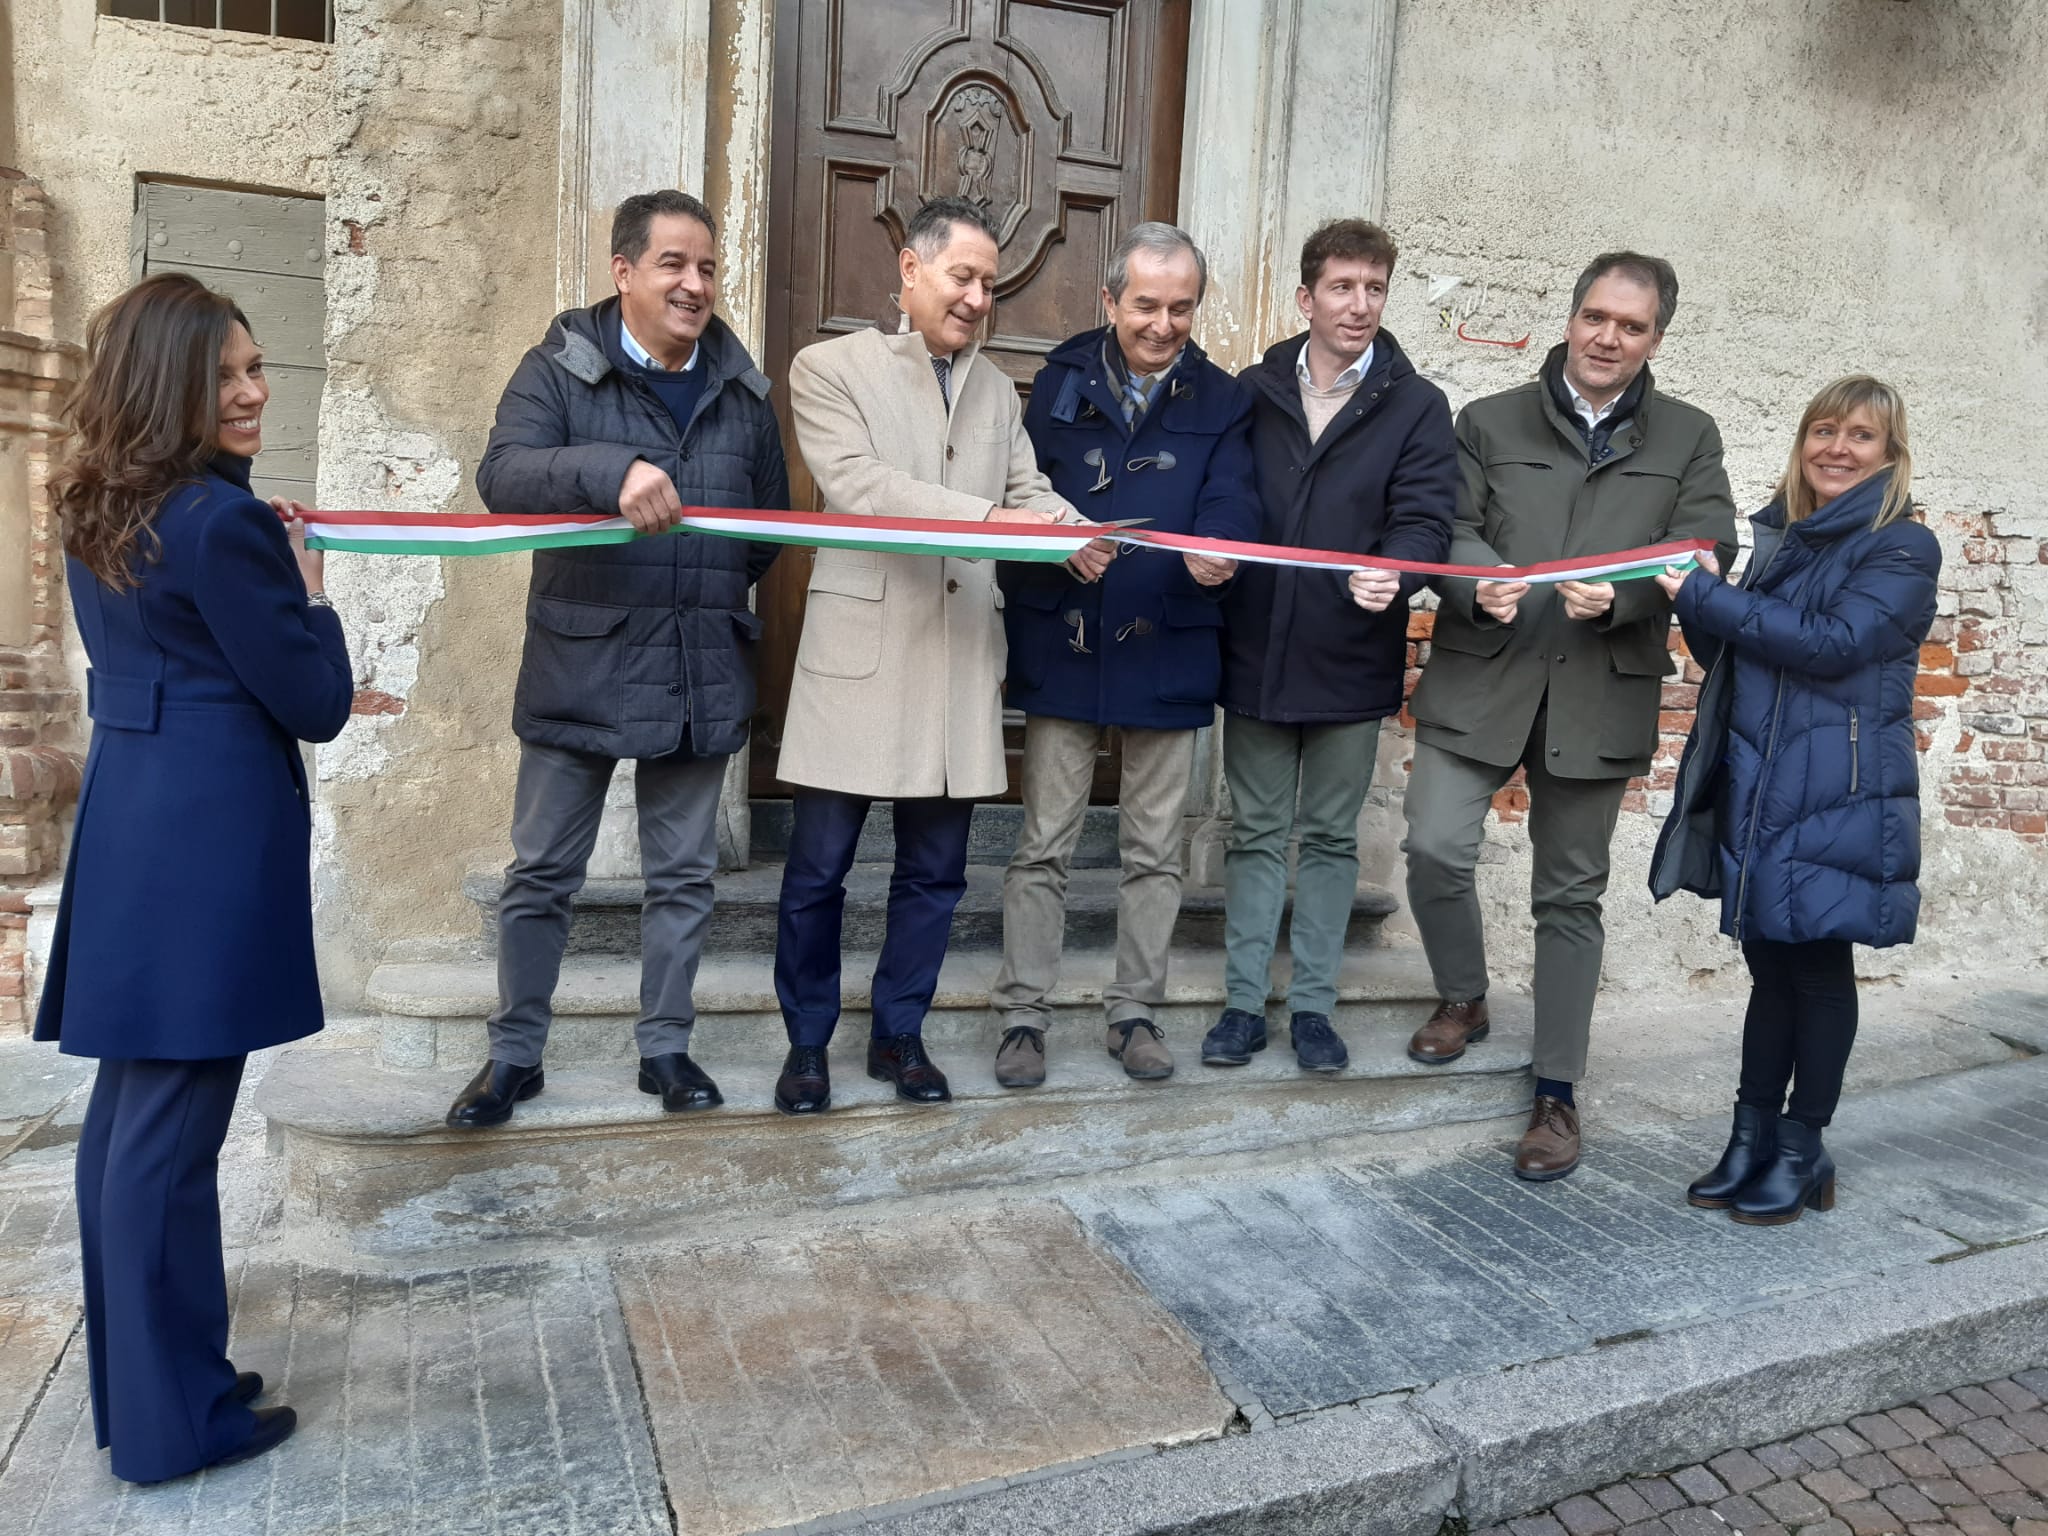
left=1289, top=1012, right=1349, bottom=1073
left=1688, top=1102, right=1779, bottom=1209
left=444, top=1059, right=545, bottom=1129
left=210, top=1406, right=297, bottom=1470
left=775, top=1045, right=831, bottom=1114
left=638, top=1052, right=723, bottom=1112
left=232, top=1371, right=263, bottom=1404
left=867, top=1034, right=952, bottom=1103
left=1731, top=1117, right=1836, bottom=1226
left=1201, top=1008, right=1268, bottom=1066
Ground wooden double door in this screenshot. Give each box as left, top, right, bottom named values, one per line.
left=750, top=0, right=1192, bottom=797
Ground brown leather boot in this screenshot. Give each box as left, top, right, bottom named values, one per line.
left=1514, top=1095, right=1581, bottom=1182
left=1407, top=999, right=1490, bottom=1065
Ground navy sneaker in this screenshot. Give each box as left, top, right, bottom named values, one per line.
left=1200, top=1008, right=1268, bottom=1066
left=1290, top=1012, right=1349, bottom=1073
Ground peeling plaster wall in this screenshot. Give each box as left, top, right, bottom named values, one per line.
left=9, top=8, right=337, bottom=338
left=311, top=0, right=562, bottom=999
left=1375, top=0, right=2048, bottom=994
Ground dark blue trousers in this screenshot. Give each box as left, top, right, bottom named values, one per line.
left=774, top=788, right=975, bottom=1046
left=75, top=1054, right=257, bottom=1483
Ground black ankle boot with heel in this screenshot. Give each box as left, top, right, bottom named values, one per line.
left=1731, top=1117, right=1836, bottom=1225
left=1687, top=1102, right=1779, bottom=1209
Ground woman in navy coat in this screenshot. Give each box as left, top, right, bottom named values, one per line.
left=1651, top=376, right=1939, bottom=1226
left=37, top=272, right=353, bottom=1481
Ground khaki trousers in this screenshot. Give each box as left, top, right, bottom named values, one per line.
left=1401, top=724, right=1629, bottom=1083
left=992, top=716, right=1197, bottom=1028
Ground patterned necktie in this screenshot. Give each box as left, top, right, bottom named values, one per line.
left=1121, top=373, right=1155, bottom=426
left=931, top=354, right=952, bottom=410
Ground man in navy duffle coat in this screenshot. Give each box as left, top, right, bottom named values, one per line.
left=990, top=223, right=1261, bottom=1088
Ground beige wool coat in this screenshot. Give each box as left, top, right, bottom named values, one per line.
left=778, top=326, right=1073, bottom=799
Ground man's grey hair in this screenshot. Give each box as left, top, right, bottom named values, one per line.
left=905, top=196, right=1003, bottom=258
left=1106, top=222, right=1207, bottom=303
left=611, top=190, right=716, bottom=263
left=1570, top=251, right=1679, bottom=332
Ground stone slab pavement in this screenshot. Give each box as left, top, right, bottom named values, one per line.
left=0, top=984, right=2044, bottom=1535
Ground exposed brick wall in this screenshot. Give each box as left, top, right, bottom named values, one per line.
left=0, top=169, right=85, bottom=1031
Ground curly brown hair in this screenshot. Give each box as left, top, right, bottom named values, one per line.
left=48, top=272, right=253, bottom=590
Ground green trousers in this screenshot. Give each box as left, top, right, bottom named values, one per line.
left=1222, top=713, right=1381, bottom=1016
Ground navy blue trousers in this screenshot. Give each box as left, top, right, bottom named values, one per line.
left=774, top=788, right=974, bottom=1046
left=76, top=1054, right=257, bottom=1483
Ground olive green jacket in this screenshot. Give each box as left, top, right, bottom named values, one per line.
left=1408, top=357, right=1738, bottom=780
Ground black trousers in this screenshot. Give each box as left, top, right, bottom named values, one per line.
left=75, top=1054, right=256, bottom=1483
left=1737, top=938, right=1858, bottom=1128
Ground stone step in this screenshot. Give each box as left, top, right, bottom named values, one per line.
left=460, top=861, right=1399, bottom=959
left=256, top=999, right=1534, bottom=1264
left=747, top=797, right=1122, bottom=868
left=366, top=942, right=1444, bottom=1069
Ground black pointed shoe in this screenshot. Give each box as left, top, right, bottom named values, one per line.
left=445, top=1059, right=545, bottom=1129
left=867, top=1033, right=952, bottom=1103
left=1687, top=1102, right=1779, bottom=1209
left=638, top=1052, right=723, bottom=1112
left=775, top=1045, right=832, bottom=1115
left=232, top=1372, right=263, bottom=1404
left=1731, top=1117, right=1836, bottom=1225
left=209, top=1406, right=297, bottom=1471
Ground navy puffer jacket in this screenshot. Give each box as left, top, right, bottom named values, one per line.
left=1655, top=472, right=1940, bottom=946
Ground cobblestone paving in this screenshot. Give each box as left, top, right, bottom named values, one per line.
left=1482, top=1369, right=2048, bottom=1536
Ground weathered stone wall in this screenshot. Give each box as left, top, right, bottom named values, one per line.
left=0, top=173, right=82, bottom=1030
left=309, top=0, right=564, bottom=998
left=1369, top=0, right=2048, bottom=991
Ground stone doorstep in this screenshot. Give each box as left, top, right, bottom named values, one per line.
left=255, top=1010, right=1532, bottom=1262
left=365, top=942, right=1449, bottom=1068
left=853, top=1237, right=2048, bottom=1536
left=457, top=862, right=1400, bottom=959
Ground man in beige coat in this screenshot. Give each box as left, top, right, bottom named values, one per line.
left=772, top=196, right=1075, bottom=1115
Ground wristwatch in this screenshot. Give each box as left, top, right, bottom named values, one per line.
left=307, top=591, right=334, bottom=609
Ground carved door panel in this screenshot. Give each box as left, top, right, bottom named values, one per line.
left=752, top=0, right=1190, bottom=799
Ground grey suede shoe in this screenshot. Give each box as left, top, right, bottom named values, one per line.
left=994, top=1024, right=1047, bottom=1089
left=1109, top=1019, right=1174, bottom=1080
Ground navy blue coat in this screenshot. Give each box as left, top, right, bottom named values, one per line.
left=1655, top=473, right=1940, bottom=947
left=1002, top=329, right=1261, bottom=730
left=478, top=299, right=788, bottom=759
left=1222, top=329, right=1459, bottom=724
left=37, top=457, right=354, bottom=1059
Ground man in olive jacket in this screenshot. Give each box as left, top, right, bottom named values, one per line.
left=447, top=190, right=787, bottom=1131
left=1403, top=252, right=1737, bottom=1181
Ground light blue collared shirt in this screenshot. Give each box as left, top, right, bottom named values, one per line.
left=1297, top=339, right=1374, bottom=393
left=621, top=319, right=701, bottom=373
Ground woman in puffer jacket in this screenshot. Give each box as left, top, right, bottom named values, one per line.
left=1650, top=376, right=1940, bottom=1225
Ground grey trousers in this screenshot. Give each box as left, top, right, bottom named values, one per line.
left=1402, top=729, right=1629, bottom=1083
left=992, top=716, right=1196, bottom=1029
left=1222, top=713, right=1381, bottom=1017
left=487, top=739, right=727, bottom=1067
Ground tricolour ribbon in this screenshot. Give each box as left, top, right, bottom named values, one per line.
left=302, top=506, right=1709, bottom=584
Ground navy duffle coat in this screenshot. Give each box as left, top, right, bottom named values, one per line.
left=1000, top=328, right=1262, bottom=730
left=36, top=456, right=354, bottom=1059
left=1651, top=472, right=1941, bottom=947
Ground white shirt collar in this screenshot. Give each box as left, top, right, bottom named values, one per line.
left=1569, top=384, right=1620, bottom=431
left=1297, top=339, right=1373, bottom=393
left=621, top=317, right=700, bottom=373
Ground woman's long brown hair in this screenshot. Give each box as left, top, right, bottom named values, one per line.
left=47, top=272, right=253, bottom=590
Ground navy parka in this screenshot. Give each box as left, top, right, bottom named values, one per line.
left=1222, top=328, right=1459, bottom=724
left=36, top=456, right=354, bottom=1059
left=1001, top=328, right=1262, bottom=730
left=1652, top=473, right=1941, bottom=947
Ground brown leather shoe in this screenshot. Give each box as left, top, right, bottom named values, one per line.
left=1514, top=1095, right=1581, bottom=1182
left=1407, top=999, right=1490, bottom=1065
